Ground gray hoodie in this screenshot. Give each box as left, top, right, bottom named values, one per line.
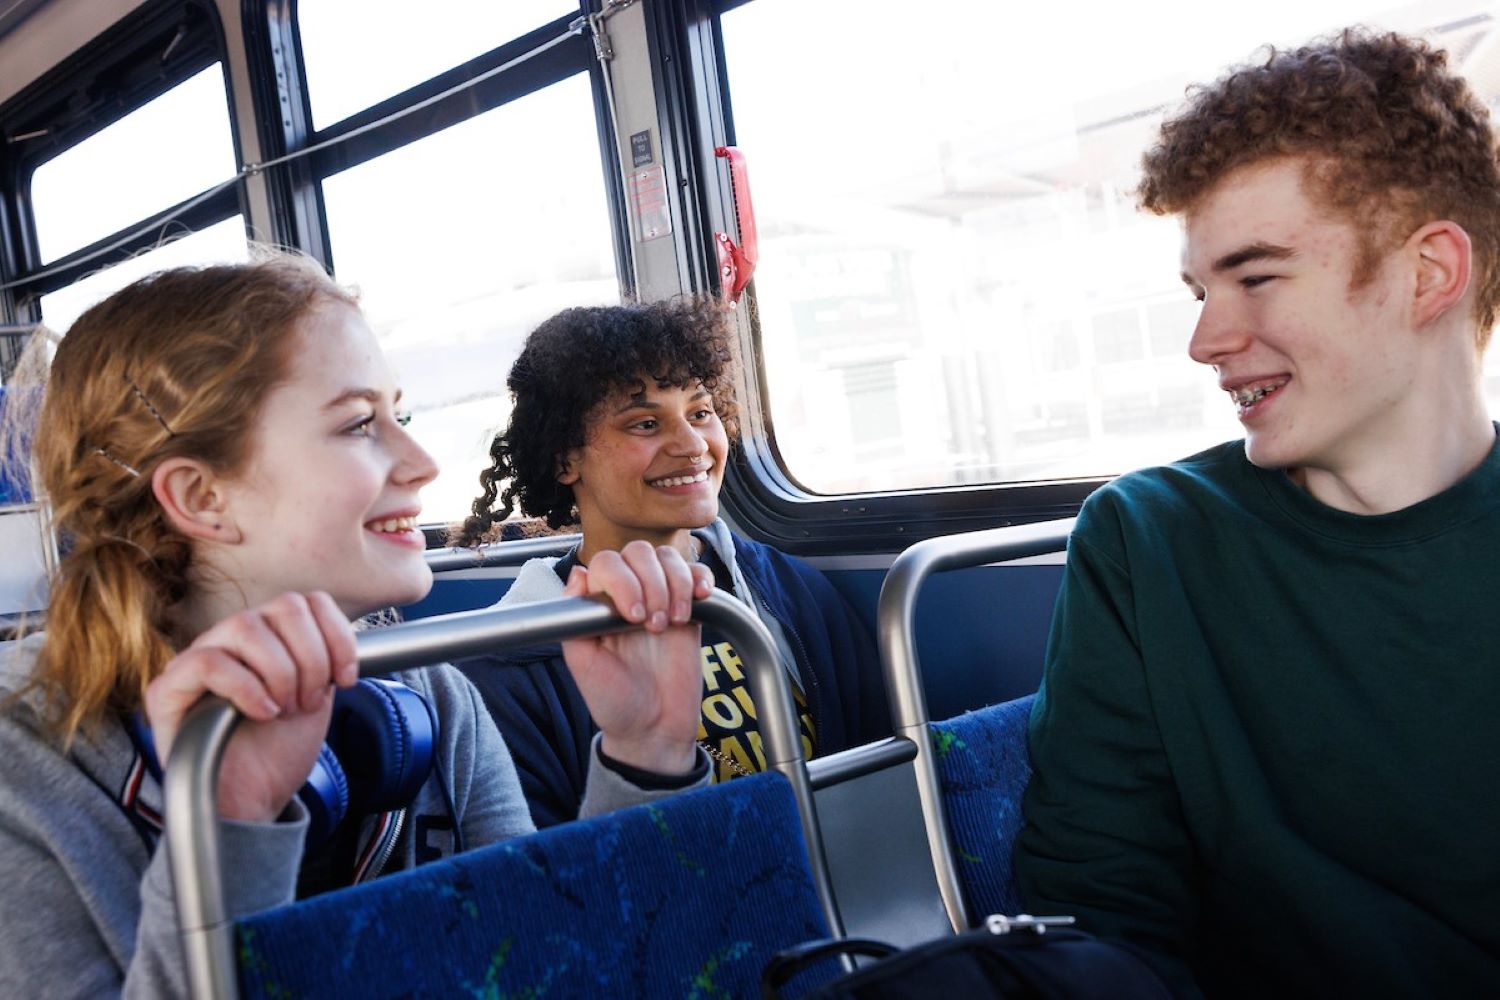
left=0, top=632, right=705, bottom=998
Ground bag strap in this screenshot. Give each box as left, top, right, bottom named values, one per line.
left=761, top=937, right=899, bottom=1000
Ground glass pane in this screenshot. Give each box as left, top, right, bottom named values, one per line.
left=297, top=0, right=578, bottom=129
left=30, top=67, right=237, bottom=264
left=37, top=218, right=249, bottom=334
left=321, top=73, right=616, bottom=525
left=722, top=1, right=1500, bottom=494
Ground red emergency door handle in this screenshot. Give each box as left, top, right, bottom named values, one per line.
left=714, top=146, right=759, bottom=305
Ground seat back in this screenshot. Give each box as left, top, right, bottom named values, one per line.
left=238, top=772, right=833, bottom=999
left=928, top=693, right=1034, bottom=922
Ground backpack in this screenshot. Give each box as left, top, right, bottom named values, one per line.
left=762, top=914, right=1178, bottom=1000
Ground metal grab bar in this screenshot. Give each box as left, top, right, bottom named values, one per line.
left=165, top=591, right=837, bottom=1000
left=876, top=518, right=1075, bottom=932
left=424, top=534, right=580, bottom=573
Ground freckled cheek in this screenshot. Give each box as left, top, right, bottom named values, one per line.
left=273, top=521, right=322, bottom=560
left=293, top=507, right=370, bottom=570
left=1258, top=301, right=1320, bottom=362
left=305, top=487, right=382, bottom=547
left=280, top=488, right=357, bottom=530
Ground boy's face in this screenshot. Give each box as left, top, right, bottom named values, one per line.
left=1181, top=158, right=1425, bottom=477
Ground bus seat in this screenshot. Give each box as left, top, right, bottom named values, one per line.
left=237, top=772, right=837, bottom=999
left=929, top=693, right=1034, bottom=922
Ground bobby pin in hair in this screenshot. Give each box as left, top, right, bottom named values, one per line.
left=124, top=373, right=175, bottom=436
left=94, top=447, right=141, bottom=478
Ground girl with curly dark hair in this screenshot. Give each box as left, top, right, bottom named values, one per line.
left=454, top=299, right=889, bottom=827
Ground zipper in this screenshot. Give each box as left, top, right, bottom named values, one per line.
left=356, top=808, right=406, bottom=884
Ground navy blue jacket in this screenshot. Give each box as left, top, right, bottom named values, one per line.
left=456, top=531, right=890, bottom=828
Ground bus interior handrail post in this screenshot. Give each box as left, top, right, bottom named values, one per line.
left=876, top=518, right=1075, bottom=932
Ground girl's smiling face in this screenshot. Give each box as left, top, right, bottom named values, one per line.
left=209, top=302, right=439, bottom=618
left=561, top=379, right=729, bottom=562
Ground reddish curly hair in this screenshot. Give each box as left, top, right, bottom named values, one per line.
left=1139, top=28, right=1500, bottom=341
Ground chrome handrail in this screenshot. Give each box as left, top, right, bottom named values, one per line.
left=166, top=590, right=837, bottom=1000
left=876, top=518, right=1075, bottom=932
left=423, top=534, right=581, bottom=573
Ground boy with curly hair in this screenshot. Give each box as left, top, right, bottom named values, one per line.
left=1016, top=29, right=1500, bottom=996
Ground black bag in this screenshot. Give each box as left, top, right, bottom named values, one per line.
left=762, top=914, right=1176, bottom=1000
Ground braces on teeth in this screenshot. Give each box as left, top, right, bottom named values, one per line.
left=1231, top=384, right=1279, bottom=406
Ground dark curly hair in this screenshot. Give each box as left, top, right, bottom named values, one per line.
left=1139, top=28, right=1500, bottom=339
left=452, top=297, right=739, bottom=546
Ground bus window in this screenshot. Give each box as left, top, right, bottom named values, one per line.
left=38, top=219, right=250, bottom=333
left=718, top=0, right=1497, bottom=495
left=29, top=66, right=237, bottom=264
left=320, top=72, right=616, bottom=523
left=297, top=0, right=579, bottom=129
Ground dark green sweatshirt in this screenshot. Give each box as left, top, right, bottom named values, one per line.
left=1016, top=435, right=1500, bottom=998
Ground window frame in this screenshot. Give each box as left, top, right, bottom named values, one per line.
left=0, top=0, right=243, bottom=335
left=647, top=0, right=1100, bottom=556
left=247, top=1, right=627, bottom=282
left=0, top=0, right=636, bottom=537
left=0, top=0, right=1107, bottom=558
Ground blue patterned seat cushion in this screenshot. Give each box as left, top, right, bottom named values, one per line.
left=929, top=694, right=1035, bottom=924
left=237, top=772, right=832, bottom=999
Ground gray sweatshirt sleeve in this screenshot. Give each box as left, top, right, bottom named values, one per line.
left=411, top=664, right=538, bottom=847
left=0, top=719, right=306, bottom=999
left=0, top=811, right=146, bottom=999
left=578, top=733, right=712, bottom=819
left=125, top=810, right=308, bottom=999
left=415, top=664, right=709, bottom=844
